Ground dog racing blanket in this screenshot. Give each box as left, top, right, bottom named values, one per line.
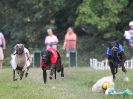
left=10, top=48, right=31, bottom=70
left=47, top=48, right=58, bottom=64
left=106, top=44, right=124, bottom=64
left=106, top=44, right=124, bottom=55
left=41, top=48, right=58, bottom=69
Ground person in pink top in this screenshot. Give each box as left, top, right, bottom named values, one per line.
left=63, top=27, right=77, bottom=51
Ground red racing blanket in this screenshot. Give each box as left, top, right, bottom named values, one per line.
left=41, top=48, right=58, bottom=69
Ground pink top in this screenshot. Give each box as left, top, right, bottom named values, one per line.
left=63, top=33, right=77, bottom=51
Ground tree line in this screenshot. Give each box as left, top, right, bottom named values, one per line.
left=0, top=0, right=133, bottom=64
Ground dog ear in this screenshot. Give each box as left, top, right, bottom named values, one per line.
left=21, top=44, right=25, bottom=49
left=14, top=44, right=18, bottom=50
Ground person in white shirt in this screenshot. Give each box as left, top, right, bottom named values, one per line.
left=124, top=21, right=133, bottom=46
left=0, top=32, right=6, bottom=69
left=44, top=29, right=58, bottom=50
left=124, top=21, right=133, bottom=57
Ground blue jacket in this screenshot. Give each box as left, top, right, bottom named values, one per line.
left=106, top=44, right=124, bottom=55
left=107, top=44, right=124, bottom=64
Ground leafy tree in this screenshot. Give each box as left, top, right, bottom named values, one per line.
left=0, top=0, right=133, bottom=64
left=76, top=0, right=129, bottom=39
left=0, top=0, right=66, bottom=44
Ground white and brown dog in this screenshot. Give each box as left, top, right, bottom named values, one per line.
left=10, top=44, right=32, bottom=81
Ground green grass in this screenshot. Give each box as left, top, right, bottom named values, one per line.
left=0, top=67, right=133, bottom=99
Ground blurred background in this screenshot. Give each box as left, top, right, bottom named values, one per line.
left=0, top=0, right=133, bottom=67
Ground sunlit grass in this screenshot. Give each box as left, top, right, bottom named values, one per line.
left=0, top=67, right=133, bottom=99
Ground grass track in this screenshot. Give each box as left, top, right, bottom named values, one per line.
left=0, top=67, right=133, bottom=99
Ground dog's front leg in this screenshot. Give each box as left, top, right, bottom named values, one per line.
left=20, top=71, right=24, bottom=80
left=22, top=65, right=27, bottom=71
left=49, top=64, right=55, bottom=79
left=109, top=62, right=116, bottom=80
left=110, top=66, right=116, bottom=80
left=13, top=70, right=17, bottom=81
left=25, top=67, right=29, bottom=77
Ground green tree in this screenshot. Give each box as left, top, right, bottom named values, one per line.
left=76, top=0, right=128, bottom=39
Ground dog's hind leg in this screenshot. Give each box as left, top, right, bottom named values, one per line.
left=61, top=64, right=64, bottom=79
left=122, top=64, right=127, bottom=73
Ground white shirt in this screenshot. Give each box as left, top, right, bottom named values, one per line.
left=124, top=29, right=133, bottom=40
left=124, top=31, right=131, bottom=40
left=0, top=32, right=4, bottom=45
left=45, top=35, right=58, bottom=50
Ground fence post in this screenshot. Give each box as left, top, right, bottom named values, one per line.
left=93, top=58, right=98, bottom=69
left=90, top=58, right=93, bottom=67
left=69, top=50, right=77, bottom=67
left=33, top=51, right=41, bottom=67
